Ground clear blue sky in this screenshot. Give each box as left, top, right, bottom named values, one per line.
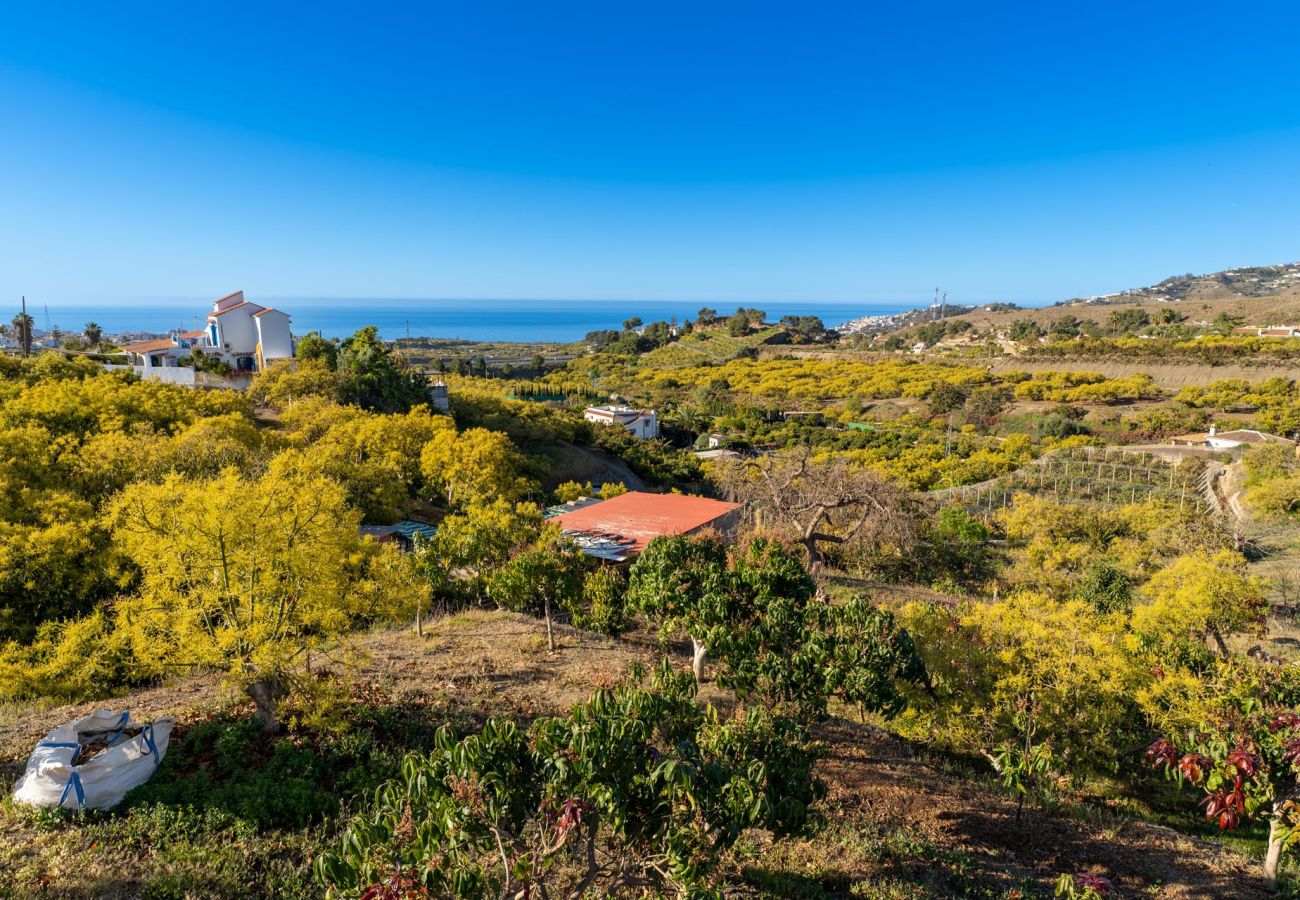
left=2, top=1, right=1299, bottom=306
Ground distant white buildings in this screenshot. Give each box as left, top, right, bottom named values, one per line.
left=117, top=291, right=294, bottom=380
left=1233, top=325, right=1300, bottom=338
left=584, top=405, right=659, bottom=440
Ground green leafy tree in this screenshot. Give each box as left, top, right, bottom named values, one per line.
left=1107, top=307, right=1150, bottom=335
left=628, top=536, right=928, bottom=719
left=295, top=332, right=338, bottom=368
left=1009, top=319, right=1042, bottom=342
left=488, top=530, right=587, bottom=651
left=625, top=533, right=729, bottom=683
left=1075, top=560, right=1133, bottom=614
left=926, top=381, right=967, bottom=416
left=572, top=565, right=629, bottom=635
left=337, top=326, right=429, bottom=413
left=315, top=662, right=822, bottom=898
left=82, top=321, right=103, bottom=346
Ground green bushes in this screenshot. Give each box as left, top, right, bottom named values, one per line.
left=315, top=662, right=821, bottom=898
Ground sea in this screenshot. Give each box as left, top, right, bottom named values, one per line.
left=30, top=298, right=912, bottom=343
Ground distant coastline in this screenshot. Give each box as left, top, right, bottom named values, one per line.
left=26, top=298, right=915, bottom=343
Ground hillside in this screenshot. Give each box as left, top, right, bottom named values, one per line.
left=839, top=262, right=1300, bottom=337
left=0, top=611, right=1272, bottom=899
left=635, top=325, right=791, bottom=369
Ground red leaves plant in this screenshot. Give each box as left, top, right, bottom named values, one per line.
left=1145, top=738, right=1177, bottom=769
left=1072, top=873, right=1113, bottom=896
left=1270, top=711, right=1300, bottom=733
left=1225, top=747, right=1259, bottom=779
left=1176, top=753, right=1211, bottom=785
left=1200, top=778, right=1246, bottom=830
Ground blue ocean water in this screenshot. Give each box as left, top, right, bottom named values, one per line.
left=31, top=298, right=910, bottom=343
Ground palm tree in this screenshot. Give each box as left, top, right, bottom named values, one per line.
left=83, top=321, right=103, bottom=347
left=11, top=313, right=33, bottom=356
left=664, top=405, right=712, bottom=441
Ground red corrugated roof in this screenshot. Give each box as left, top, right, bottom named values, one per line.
left=548, top=491, right=740, bottom=554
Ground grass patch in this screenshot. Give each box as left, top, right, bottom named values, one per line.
left=0, top=682, right=454, bottom=898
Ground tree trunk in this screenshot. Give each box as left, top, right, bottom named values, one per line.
left=545, top=595, right=556, bottom=652
left=800, top=538, right=822, bottom=572
left=244, top=676, right=288, bottom=734
left=415, top=603, right=424, bottom=638
left=691, top=637, right=708, bottom=685
left=1265, top=815, right=1285, bottom=886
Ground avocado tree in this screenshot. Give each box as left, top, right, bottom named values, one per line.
left=625, top=533, right=729, bottom=683
left=315, top=661, right=822, bottom=898
left=487, top=528, right=587, bottom=651
left=628, top=535, right=929, bottom=719
left=1145, top=660, right=1300, bottom=886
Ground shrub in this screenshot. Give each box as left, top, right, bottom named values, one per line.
left=314, top=662, right=822, bottom=898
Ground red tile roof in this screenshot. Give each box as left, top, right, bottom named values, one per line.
left=210, top=301, right=265, bottom=317
left=178, top=330, right=206, bottom=339
left=251, top=307, right=285, bottom=317
left=212, top=290, right=245, bottom=309
left=548, top=491, right=740, bottom=554
left=120, top=338, right=176, bottom=354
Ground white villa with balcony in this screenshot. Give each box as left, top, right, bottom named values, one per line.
left=116, top=291, right=294, bottom=384
left=583, top=405, right=659, bottom=440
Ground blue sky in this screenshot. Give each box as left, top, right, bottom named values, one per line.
left=2, top=1, right=1299, bottom=306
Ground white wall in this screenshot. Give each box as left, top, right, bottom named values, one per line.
left=254, top=310, right=293, bottom=362
left=103, top=365, right=252, bottom=391
left=213, top=308, right=258, bottom=354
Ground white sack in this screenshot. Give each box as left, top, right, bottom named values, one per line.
left=12, top=709, right=174, bottom=810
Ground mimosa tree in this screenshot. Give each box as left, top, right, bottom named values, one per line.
left=110, top=468, right=426, bottom=730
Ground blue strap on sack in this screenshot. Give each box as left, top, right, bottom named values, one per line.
left=141, top=723, right=160, bottom=767
left=105, top=710, right=130, bottom=744
left=58, top=771, right=85, bottom=809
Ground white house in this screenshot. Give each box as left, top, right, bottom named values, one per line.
left=1170, top=424, right=1295, bottom=450
left=111, top=291, right=294, bottom=387
left=119, top=329, right=208, bottom=369
left=205, top=291, right=293, bottom=372
left=584, top=405, right=659, bottom=440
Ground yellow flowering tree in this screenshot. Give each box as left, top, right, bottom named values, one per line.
left=110, top=468, right=426, bottom=730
